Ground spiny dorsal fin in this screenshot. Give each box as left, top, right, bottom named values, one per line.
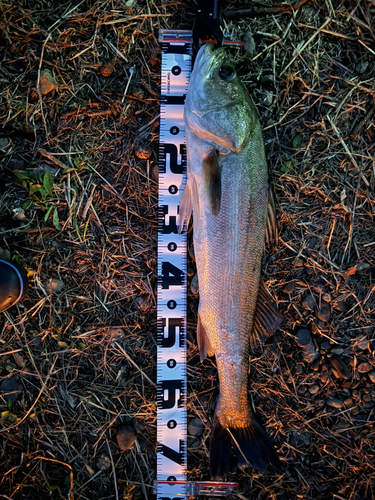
left=265, top=187, right=278, bottom=248
left=251, top=281, right=284, bottom=349
left=202, top=149, right=221, bottom=217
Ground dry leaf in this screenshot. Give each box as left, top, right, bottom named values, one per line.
left=13, top=352, right=26, bottom=368
left=39, top=69, right=58, bottom=95
left=346, top=266, right=357, bottom=276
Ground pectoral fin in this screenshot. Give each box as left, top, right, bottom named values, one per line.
left=197, top=314, right=214, bottom=361
left=251, top=282, right=284, bottom=349
left=202, top=149, right=221, bottom=217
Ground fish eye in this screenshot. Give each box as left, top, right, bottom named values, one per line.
left=219, top=66, right=235, bottom=81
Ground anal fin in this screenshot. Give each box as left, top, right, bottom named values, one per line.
left=251, top=282, right=284, bottom=349
left=197, top=314, right=214, bottom=362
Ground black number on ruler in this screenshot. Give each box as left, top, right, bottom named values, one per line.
left=157, top=318, right=184, bottom=348
left=159, top=143, right=186, bottom=174
left=158, top=380, right=184, bottom=409
left=161, top=95, right=186, bottom=106
left=158, top=205, right=178, bottom=235
left=157, top=440, right=185, bottom=464
left=160, top=262, right=184, bottom=289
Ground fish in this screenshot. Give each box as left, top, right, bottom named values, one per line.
left=178, top=43, right=283, bottom=480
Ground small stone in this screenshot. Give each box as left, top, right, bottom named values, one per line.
left=302, top=294, right=315, bottom=311
left=295, top=363, right=304, bottom=374
left=116, top=424, right=136, bottom=451
left=357, top=362, right=372, bottom=374
left=297, top=386, right=305, bottom=396
left=296, top=329, right=312, bottom=347
left=44, top=278, right=64, bottom=293
left=305, top=266, right=313, bottom=275
left=311, top=359, right=320, bottom=371
left=309, top=384, right=320, bottom=395
left=368, top=371, right=375, bottom=384
left=335, top=301, right=347, bottom=312
left=0, top=137, right=10, bottom=150
left=331, top=348, right=344, bottom=355
left=320, top=371, right=330, bottom=383
left=294, top=258, right=304, bottom=267
left=188, top=417, right=205, bottom=436
left=191, top=274, right=199, bottom=295
left=321, top=341, right=330, bottom=350
left=352, top=389, right=360, bottom=399
left=351, top=406, right=360, bottom=416
left=322, top=293, right=332, bottom=302
left=326, top=397, right=343, bottom=409
left=363, top=401, right=375, bottom=410
left=355, top=60, right=369, bottom=74
left=96, top=455, right=111, bottom=470
left=8, top=157, right=26, bottom=170
left=330, top=356, right=351, bottom=380
left=102, top=441, right=118, bottom=454
left=308, top=237, right=317, bottom=249
left=1, top=376, right=22, bottom=403
left=187, top=266, right=195, bottom=277
left=38, top=69, right=58, bottom=95
left=317, top=301, right=331, bottom=322
left=344, top=397, right=353, bottom=406
left=283, top=281, right=295, bottom=293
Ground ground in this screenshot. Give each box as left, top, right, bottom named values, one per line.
left=0, top=1, right=374, bottom=499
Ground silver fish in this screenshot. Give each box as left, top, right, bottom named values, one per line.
left=179, top=44, right=283, bottom=479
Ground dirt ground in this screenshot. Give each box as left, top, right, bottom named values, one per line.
left=0, top=0, right=374, bottom=499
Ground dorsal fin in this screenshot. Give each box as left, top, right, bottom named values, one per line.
left=251, top=282, right=284, bottom=349
left=202, top=149, right=221, bottom=217
left=265, top=187, right=278, bottom=248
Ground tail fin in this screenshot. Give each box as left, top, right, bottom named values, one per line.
left=209, top=415, right=281, bottom=480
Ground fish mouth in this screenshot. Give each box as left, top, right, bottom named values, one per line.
left=195, top=43, right=227, bottom=78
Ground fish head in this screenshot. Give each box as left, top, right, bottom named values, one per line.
left=185, top=43, right=257, bottom=153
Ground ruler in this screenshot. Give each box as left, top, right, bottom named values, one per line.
left=156, top=30, right=238, bottom=499
left=157, top=29, right=192, bottom=500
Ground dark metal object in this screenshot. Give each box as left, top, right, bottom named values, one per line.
left=0, top=259, right=28, bottom=313
left=193, top=0, right=223, bottom=50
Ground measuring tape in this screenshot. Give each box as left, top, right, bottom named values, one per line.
left=156, top=29, right=237, bottom=499
left=157, top=29, right=191, bottom=500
